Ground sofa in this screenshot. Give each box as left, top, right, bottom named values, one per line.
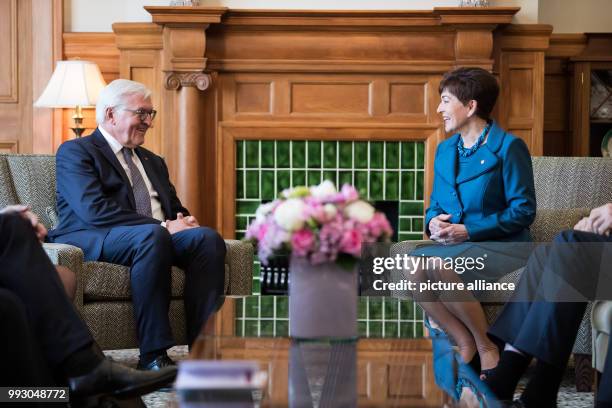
left=0, top=153, right=254, bottom=350
left=392, top=156, right=612, bottom=389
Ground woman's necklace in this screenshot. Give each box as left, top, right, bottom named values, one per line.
left=457, top=122, right=491, bottom=157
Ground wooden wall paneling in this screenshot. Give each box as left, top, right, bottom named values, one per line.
left=63, top=33, right=120, bottom=81
left=223, top=73, right=436, bottom=124
left=0, top=0, right=19, bottom=150
left=31, top=0, right=62, bottom=153
left=571, top=61, right=591, bottom=156
left=0, top=141, right=18, bottom=153
left=123, top=51, right=162, bottom=155
left=213, top=337, right=444, bottom=406
left=495, top=25, right=552, bottom=155
left=542, top=34, right=587, bottom=156
left=16, top=0, right=33, bottom=153
left=61, top=32, right=119, bottom=143
left=543, top=58, right=570, bottom=156
left=0, top=0, right=59, bottom=154
left=51, top=0, right=64, bottom=152
left=0, top=0, right=18, bottom=103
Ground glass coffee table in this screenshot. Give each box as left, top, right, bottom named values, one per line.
left=181, top=298, right=445, bottom=408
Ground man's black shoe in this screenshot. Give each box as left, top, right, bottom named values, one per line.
left=137, top=354, right=176, bottom=371
left=69, top=359, right=176, bottom=399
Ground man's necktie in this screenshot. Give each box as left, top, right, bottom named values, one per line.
left=121, top=148, right=152, bottom=217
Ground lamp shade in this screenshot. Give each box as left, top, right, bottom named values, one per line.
left=34, top=60, right=106, bottom=108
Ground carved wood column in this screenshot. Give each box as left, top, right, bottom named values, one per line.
left=164, top=71, right=211, bottom=222
left=146, top=7, right=227, bottom=225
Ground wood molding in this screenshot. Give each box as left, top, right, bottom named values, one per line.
left=495, top=24, right=553, bottom=51
left=571, top=33, right=612, bottom=62
left=0, top=0, right=18, bottom=103
left=216, top=124, right=440, bottom=238
left=60, top=32, right=119, bottom=144
left=112, top=23, right=163, bottom=50
left=433, top=6, right=519, bottom=25
left=145, top=6, right=227, bottom=25
left=211, top=7, right=518, bottom=28
left=63, top=33, right=119, bottom=79
left=0, top=140, right=18, bottom=153
left=547, top=33, right=587, bottom=58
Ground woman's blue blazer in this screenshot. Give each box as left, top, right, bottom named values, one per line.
left=424, top=121, right=536, bottom=242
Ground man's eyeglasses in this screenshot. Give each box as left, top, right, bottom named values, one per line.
left=123, top=109, right=157, bottom=121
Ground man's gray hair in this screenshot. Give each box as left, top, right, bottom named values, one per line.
left=95, top=79, right=152, bottom=125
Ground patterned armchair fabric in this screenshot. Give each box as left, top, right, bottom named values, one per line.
left=392, top=157, right=612, bottom=357
left=0, top=153, right=254, bottom=350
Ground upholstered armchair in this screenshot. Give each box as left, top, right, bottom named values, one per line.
left=0, top=153, right=253, bottom=350
left=392, top=156, right=612, bottom=389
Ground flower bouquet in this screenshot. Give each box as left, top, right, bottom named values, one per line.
left=245, top=180, right=393, bottom=339
left=245, top=180, right=393, bottom=267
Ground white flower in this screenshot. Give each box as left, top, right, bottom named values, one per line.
left=310, top=180, right=337, bottom=200
left=344, top=200, right=375, bottom=223
left=255, top=201, right=276, bottom=222
left=273, top=199, right=306, bottom=231
left=323, top=203, right=337, bottom=219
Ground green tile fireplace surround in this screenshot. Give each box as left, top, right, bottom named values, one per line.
left=234, top=140, right=426, bottom=339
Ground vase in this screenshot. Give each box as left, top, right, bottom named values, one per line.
left=288, top=256, right=358, bottom=339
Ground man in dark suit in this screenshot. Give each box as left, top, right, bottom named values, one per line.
left=48, top=79, right=226, bottom=370
left=482, top=203, right=612, bottom=407
left=0, top=206, right=176, bottom=401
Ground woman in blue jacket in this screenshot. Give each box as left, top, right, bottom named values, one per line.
left=413, top=67, right=536, bottom=384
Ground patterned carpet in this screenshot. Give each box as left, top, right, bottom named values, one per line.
left=105, top=347, right=595, bottom=407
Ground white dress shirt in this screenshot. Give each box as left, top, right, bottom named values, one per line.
left=98, top=126, right=165, bottom=222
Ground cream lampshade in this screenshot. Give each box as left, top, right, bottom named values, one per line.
left=34, top=60, right=107, bottom=137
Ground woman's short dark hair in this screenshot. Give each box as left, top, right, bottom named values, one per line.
left=438, top=67, right=499, bottom=121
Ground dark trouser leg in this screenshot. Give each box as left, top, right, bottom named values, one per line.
left=0, top=288, right=55, bottom=386
left=488, top=242, right=550, bottom=355
left=172, top=227, right=226, bottom=346
left=101, top=224, right=174, bottom=354
left=490, top=230, right=609, bottom=367
left=0, top=213, right=93, bottom=368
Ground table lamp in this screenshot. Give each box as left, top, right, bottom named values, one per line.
left=34, top=60, right=106, bottom=138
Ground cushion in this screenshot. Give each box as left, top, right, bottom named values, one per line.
left=532, top=157, right=612, bottom=209
left=530, top=208, right=590, bottom=242
left=83, top=263, right=186, bottom=301
left=6, top=155, right=57, bottom=229
left=83, top=263, right=231, bottom=301
left=0, top=155, right=18, bottom=208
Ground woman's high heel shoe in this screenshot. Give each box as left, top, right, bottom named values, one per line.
left=424, top=317, right=501, bottom=407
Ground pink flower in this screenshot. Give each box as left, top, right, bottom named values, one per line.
left=243, top=181, right=392, bottom=265
left=291, top=229, right=315, bottom=257
left=366, top=212, right=393, bottom=239
left=340, top=184, right=359, bottom=202
left=340, top=229, right=362, bottom=257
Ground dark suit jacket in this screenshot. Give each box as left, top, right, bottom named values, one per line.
left=424, top=121, right=536, bottom=242
left=48, top=128, right=188, bottom=261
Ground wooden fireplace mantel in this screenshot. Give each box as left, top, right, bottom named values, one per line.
left=146, top=6, right=519, bottom=27
left=111, top=7, right=549, bottom=231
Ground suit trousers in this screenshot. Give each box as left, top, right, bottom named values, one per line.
left=100, top=224, right=226, bottom=354
left=0, top=213, right=93, bottom=371
left=488, top=229, right=612, bottom=402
